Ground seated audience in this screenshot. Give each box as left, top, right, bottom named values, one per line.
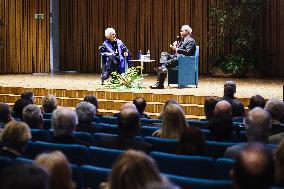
left=176, top=126, right=205, bottom=156
left=0, top=121, right=31, bottom=159
left=133, top=97, right=151, bottom=119
left=22, top=104, right=44, bottom=129
left=0, top=163, right=49, bottom=189
left=101, top=150, right=171, bottom=189
left=225, top=107, right=271, bottom=159
left=248, top=94, right=266, bottom=109
left=12, top=91, right=35, bottom=119
left=153, top=103, right=187, bottom=139
left=0, top=103, right=13, bottom=126
left=35, top=151, right=75, bottom=189
left=231, top=142, right=274, bottom=189
left=220, top=81, right=245, bottom=117
left=264, top=97, right=284, bottom=135
left=42, top=94, right=57, bottom=113
left=84, top=95, right=99, bottom=109
left=204, top=96, right=218, bottom=121
left=113, top=102, right=137, bottom=117
left=208, top=100, right=234, bottom=141
left=51, top=107, right=91, bottom=146
left=96, top=107, right=152, bottom=153
left=158, top=99, right=180, bottom=119
left=274, top=140, right=284, bottom=187
left=75, top=101, right=102, bottom=133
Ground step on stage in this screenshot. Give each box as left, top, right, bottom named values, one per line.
left=0, top=73, right=283, bottom=119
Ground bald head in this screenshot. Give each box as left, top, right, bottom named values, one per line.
left=118, top=107, right=140, bottom=137
left=214, top=100, right=232, bottom=117
left=233, top=142, right=274, bottom=189
left=121, top=103, right=137, bottom=111
left=245, top=107, right=271, bottom=142
left=264, top=97, right=284, bottom=121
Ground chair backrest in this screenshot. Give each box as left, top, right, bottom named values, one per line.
left=205, top=141, right=237, bottom=159
left=80, top=165, right=111, bottom=189
left=74, top=132, right=95, bottom=145
left=100, top=116, right=118, bottom=124
left=151, top=151, right=215, bottom=179
left=166, top=174, right=233, bottom=189
left=30, top=129, right=51, bottom=142
left=33, top=141, right=90, bottom=165
left=140, top=126, right=159, bottom=137
left=99, top=123, right=119, bottom=134
left=144, top=136, right=178, bottom=153
left=215, top=158, right=235, bottom=180
left=43, top=119, right=52, bottom=130
left=89, top=146, right=124, bottom=168
left=42, top=113, right=52, bottom=119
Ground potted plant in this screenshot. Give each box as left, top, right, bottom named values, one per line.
left=208, top=0, right=264, bottom=77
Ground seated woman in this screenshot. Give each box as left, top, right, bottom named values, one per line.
left=176, top=126, right=205, bottom=156
left=100, top=150, right=171, bottom=189
left=0, top=121, right=31, bottom=159
left=35, top=151, right=75, bottom=189
left=153, top=103, right=188, bottom=139
left=100, top=27, right=130, bottom=82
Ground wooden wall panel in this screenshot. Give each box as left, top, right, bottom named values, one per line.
left=0, top=0, right=50, bottom=73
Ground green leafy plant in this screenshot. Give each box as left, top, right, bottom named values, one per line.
left=105, top=67, right=146, bottom=90
left=209, top=0, right=264, bottom=76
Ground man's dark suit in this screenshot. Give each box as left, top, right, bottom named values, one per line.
left=151, top=35, right=196, bottom=89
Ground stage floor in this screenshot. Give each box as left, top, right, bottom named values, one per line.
left=0, top=73, right=283, bottom=99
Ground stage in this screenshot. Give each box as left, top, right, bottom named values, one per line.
left=0, top=73, right=282, bottom=99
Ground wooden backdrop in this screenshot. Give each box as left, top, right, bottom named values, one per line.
left=1, top=0, right=284, bottom=77
left=0, top=0, right=50, bottom=73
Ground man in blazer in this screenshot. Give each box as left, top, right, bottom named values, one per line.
left=150, top=25, right=196, bottom=89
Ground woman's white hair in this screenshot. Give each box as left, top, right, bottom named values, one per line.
left=181, top=25, right=192, bottom=34
left=105, top=28, right=116, bottom=38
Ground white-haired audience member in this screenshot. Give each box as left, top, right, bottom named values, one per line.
left=51, top=107, right=91, bottom=146
left=22, top=104, right=44, bottom=129
left=225, top=107, right=271, bottom=159
left=264, top=97, right=284, bottom=136
left=75, top=101, right=102, bottom=133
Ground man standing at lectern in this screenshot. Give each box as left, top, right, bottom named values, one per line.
left=150, top=25, right=196, bottom=89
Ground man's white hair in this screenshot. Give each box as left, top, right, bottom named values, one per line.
left=105, top=28, right=116, bottom=38
left=181, top=25, right=192, bottom=34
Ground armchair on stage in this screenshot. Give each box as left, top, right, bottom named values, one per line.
left=168, top=46, right=199, bottom=88
left=99, top=52, right=130, bottom=85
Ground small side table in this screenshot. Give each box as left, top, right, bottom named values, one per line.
left=129, top=59, right=155, bottom=75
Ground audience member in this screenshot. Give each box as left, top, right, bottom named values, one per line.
left=12, top=91, right=35, bottom=119
left=113, top=102, right=137, bottom=117
left=158, top=99, right=180, bottom=119
left=204, top=96, right=218, bottom=121
left=264, top=97, right=284, bottom=135
left=22, top=104, right=44, bottom=129
left=220, top=81, right=245, bottom=117
left=153, top=104, right=187, bottom=139
left=42, top=94, right=57, bottom=113
left=75, top=101, right=102, bottom=133
left=0, top=103, right=13, bottom=125
left=96, top=107, right=152, bottom=153
left=274, top=140, right=284, bottom=187
left=0, top=163, right=49, bottom=189
left=35, top=151, right=75, bottom=189
left=248, top=94, right=266, bottom=110
left=84, top=95, right=99, bottom=109
left=101, top=150, right=170, bottom=189
left=225, top=107, right=271, bottom=158
left=0, top=121, right=31, bottom=159
left=51, top=107, right=91, bottom=146
left=231, top=142, right=274, bottom=189
left=176, top=126, right=205, bottom=156
left=133, top=97, right=151, bottom=119
left=208, top=100, right=234, bottom=141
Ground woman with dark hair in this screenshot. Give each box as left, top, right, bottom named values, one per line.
left=12, top=91, right=35, bottom=119
left=177, top=126, right=205, bottom=156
